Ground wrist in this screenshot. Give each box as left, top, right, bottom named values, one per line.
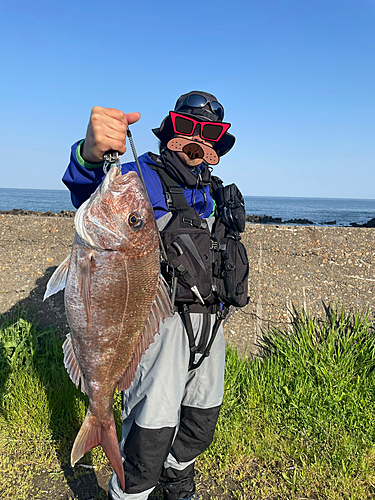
left=78, top=141, right=104, bottom=170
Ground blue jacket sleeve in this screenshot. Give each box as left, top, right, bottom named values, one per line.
left=62, top=140, right=106, bottom=208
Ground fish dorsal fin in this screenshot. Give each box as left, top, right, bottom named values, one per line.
left=117, top=275, right=173, bottom=391
left=43, top=254, right=71, bottom=300
left=63, top=333, right=87, bottom=394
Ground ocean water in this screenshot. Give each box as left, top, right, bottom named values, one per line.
left=244, top=196, right=375, bottom=227
left=0, top=188, right=74, bottom=213
left=0, top=188, right=375, bottom=227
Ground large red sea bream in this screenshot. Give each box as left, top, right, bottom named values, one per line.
left=44, top=166, right=172, bottom=491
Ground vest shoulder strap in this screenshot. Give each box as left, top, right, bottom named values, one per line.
left=152, top=165, right=209, bottom=230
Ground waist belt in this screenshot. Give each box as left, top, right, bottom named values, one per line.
left=176, top=302, right=220, bottom=314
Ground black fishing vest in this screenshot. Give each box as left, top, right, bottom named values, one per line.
left=152, top=165, right=250, bottom=314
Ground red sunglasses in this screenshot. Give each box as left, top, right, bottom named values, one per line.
left=170, top=111, right=231, bottom=142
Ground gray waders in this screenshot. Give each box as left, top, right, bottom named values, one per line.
left=108, top=311, right=225, bottom=500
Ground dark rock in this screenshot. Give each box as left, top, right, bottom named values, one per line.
left=246, top=214, right=314, bottom=225
left=59, top=210, right=75, bottom=217
left=246, top=214, right=283, bottom=224
left=321, top=221, right=336, bottom=225
left=350, top=218, right=375, bottom=228
left=285, top=218, right=315, bottom=225
left=363, top=218, right=375, bottom=227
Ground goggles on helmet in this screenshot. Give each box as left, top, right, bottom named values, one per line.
left=174, top=93, right=225, bottom=121
left=170, top=112, right=231, bottom=142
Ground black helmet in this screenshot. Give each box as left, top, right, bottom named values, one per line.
left=152, top=90, right=236, bottom=157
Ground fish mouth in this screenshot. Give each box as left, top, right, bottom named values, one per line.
left=107, top=167, right=138, bottom=187
left=104, top=169, right=148, bottom=214
left=104, top=168, right=146, bottom=198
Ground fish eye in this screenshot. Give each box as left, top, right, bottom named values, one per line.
left=128, top=212, right=143, bottom=228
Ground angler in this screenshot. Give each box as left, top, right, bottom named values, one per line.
left=63, top=91, right=249, bottom=500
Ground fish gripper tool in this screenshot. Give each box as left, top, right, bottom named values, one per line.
left=103, top=150, right=121, bottom=174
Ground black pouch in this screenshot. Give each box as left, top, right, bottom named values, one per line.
left=161, top=223, right=214, bottom=304
left=211, top=176, right=246, bottom=233
left=212, top=223, right=249, bottom=308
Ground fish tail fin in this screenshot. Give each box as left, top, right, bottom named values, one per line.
left=71, top=410, right=125, bottom=491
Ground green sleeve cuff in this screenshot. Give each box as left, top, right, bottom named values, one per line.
left=210, top=198, right=217, bottom=218
left=77, top=140, right=104, bottom=170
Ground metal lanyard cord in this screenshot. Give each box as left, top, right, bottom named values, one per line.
left=126, top=129, right=168, bottom=263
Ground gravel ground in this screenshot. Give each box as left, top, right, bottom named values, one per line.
left=1, top=213, right=374, bottom=354
left=0, top=214, right=74, bottom=338
left=226, top=223, right=375, bottom=354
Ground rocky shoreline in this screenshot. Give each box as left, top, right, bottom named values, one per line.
left=0, top=209, right=76, bottom=217
left=245, top=214, right=375, bottom=227
left=1, top=209, right=375, bottom=227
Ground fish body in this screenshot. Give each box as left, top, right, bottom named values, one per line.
left=45, top=167, right=172, bottom=491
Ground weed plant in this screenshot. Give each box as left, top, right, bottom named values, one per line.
left=199, top=305, right=375, bottom=499
left=1, top=306, right=375, bottom=499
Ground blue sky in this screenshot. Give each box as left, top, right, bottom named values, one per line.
left=1, top=0, right=374, bottom=198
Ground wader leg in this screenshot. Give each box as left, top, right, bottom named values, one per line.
left=160, top=314, right=225, bottom=500
left=108, top=313, right=225, bottom=500
left=108, top=313, right=189, bottom=500
left=159, top=404, right=221, bottom=500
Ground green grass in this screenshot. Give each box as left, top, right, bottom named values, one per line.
left=198, top=305, right=375, bottom=499
left=1, top=306, right=375, bottom=499
left=0, top=308, right=122, bottom=499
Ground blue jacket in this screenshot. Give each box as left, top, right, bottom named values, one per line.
left=62, top=141, right=215, bottom=221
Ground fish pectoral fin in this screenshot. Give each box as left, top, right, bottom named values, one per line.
left=43, top=254, right=71, bottom=300
left=117, top=275, right=173, bottom=392
left=63, top=334, right=87, bottom=394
